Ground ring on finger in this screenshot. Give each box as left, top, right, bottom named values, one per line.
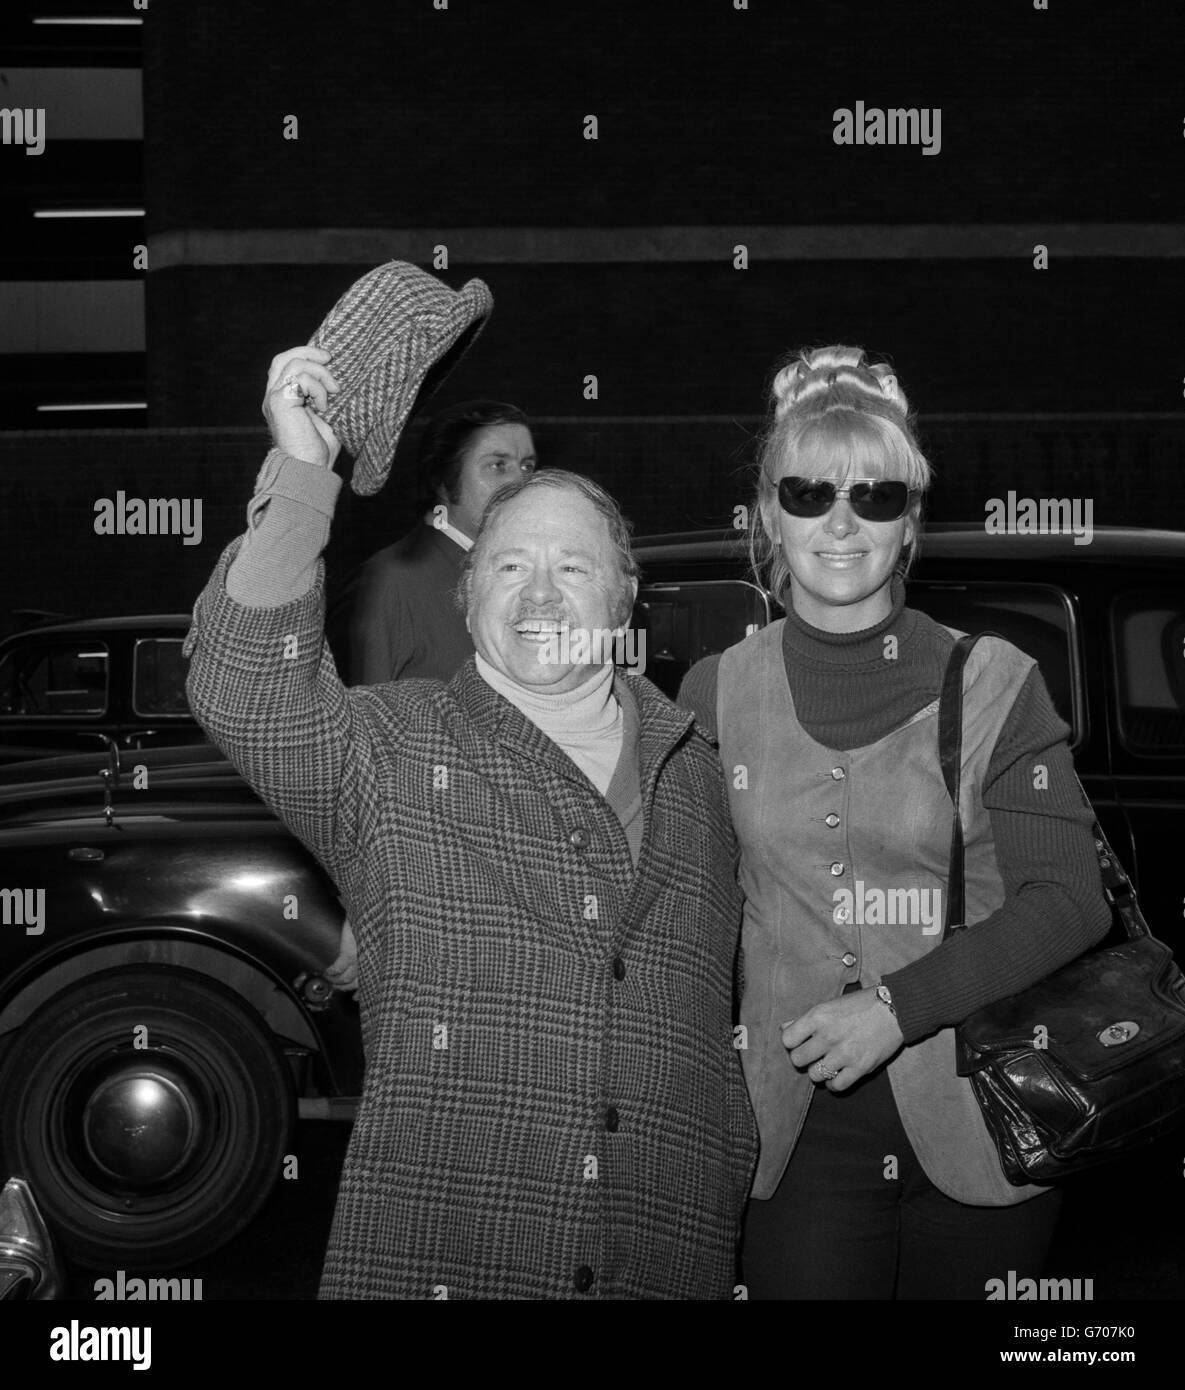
left=812, top=1061, right=839, bottom=1081
left=281, top=373, right=305, bottom=398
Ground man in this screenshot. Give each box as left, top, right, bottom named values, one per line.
left=326, top=400, right=536, bottom=685
left=324, top=401, right=536, bottom=990
left=185, top=343, right=756, bottom=1300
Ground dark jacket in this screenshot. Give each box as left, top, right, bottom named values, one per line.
left=327, top=520, right=473, bottom=685
left=185, top=540, right=757, bottom=1300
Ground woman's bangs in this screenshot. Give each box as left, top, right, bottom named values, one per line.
left=788, top=412, right=920, bottom=486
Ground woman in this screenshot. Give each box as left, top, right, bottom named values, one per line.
left=679, top=345, right=1110, bottom=1300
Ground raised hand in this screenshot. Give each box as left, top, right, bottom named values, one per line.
left=262, top=345, right=342, bottom=470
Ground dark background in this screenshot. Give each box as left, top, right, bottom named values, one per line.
left=1, top=0, right=1183, bottom=632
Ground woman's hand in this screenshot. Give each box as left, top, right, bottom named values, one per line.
left=262, top=345, right=342, bottom=469
left=782, top=988, right=905, bottom=1092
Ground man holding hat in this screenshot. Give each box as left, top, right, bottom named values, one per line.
left=185, top=264, right=755, bottom=1300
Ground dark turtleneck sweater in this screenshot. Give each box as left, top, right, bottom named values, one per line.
left=678, top=575, right=1110, bottom=1047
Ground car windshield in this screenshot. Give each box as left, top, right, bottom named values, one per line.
left=0, top=640, right=109, bottom=718
left=134, top=637, right=190, bottom=717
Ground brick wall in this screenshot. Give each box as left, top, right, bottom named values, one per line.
left=146, top=260, right=1185, bottom=427
left=142, top=3, right=1177, bottom=232
left=2, top=416, right=1181, bottom=640
left=140, top=2, right=1185, bottom=429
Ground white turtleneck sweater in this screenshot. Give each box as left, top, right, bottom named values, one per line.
left=475, top=652, right=624, bottom=796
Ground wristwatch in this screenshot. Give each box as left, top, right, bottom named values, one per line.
left=875, top=983, right=897, bottom=1017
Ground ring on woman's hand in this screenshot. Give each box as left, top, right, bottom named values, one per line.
left=281, top=373, right=304, bottom=397
left=812, top=1062, right=839, bottom=1081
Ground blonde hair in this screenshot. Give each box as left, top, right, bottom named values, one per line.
left=749, top=345, right=932, bottom=601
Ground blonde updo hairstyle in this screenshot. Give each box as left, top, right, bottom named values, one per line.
left=750, top=345, right=932, bottom=602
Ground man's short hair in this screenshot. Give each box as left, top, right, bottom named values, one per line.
left=457, top=470, right=640, bottom=628
left=414, top=400, right=532, bottom=511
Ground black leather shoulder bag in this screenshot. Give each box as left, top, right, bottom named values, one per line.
left=940, top=632, right=1185, bottom=1183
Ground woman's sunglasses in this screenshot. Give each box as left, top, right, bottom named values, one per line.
left=777, top=475, right=915, bottom=522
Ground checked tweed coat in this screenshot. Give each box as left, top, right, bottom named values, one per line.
left=185, top=540, right=758, bottom=1300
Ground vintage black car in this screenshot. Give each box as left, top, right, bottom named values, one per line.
left=0, top=742, right=359, bottom=1271
left=0, top=522, right=1181, bottom=1273
left=0, top=615, right=202, bottom=765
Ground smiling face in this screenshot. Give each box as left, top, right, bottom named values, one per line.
left=443, top=423, right=537, bottom=538
left=764, top=453, right=915, bottom=634
left=466, top=485, right=637, bottom=692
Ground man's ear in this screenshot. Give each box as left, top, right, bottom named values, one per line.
left=461, top=575, right=473, bottom=632
left=619, top=575, right=640, bottom=629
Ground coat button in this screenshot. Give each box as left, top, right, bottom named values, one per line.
left=834, top=905, right=851, bottom=924
left=574, top=1265, right=595, bottom=1292
left=830, top=862, right=845, bottom=876
left=825, top=813, right=840, bottom=828
left=831, top=767, right=846, bottom=780
left=841, top=952, right=858, bottom=968
left=568, top=828, right=590, bottom=849
left=612, top=957, right=626, bottom=981
left=605, top=1106, right=620, bottom=1132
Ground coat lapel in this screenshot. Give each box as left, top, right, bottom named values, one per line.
left=447, top=658, right=609, bottom=795
left=448, top=661, right=695, bottom=789
left=616, top=675, right=698, bottom=938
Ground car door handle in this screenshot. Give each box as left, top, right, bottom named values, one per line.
left=67, top=847, right=105, bottom=862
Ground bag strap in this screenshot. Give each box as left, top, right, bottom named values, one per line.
left=938, top=634, right=982, bottom=941
left=1091, top=810, right=1150, bottom=941
left=937, top=630, right=1150, bottom=944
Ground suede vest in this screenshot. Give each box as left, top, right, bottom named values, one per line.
left=719, top=620, right=1045, bottom=1206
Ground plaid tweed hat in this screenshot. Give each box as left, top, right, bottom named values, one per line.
left=309, top=260, right=494, bottom=496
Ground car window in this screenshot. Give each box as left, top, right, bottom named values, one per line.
left=908, top=582, right=1083, bottom=747
left=0, top=640, right=110, bottom=718
left=1111, top=593, right=1185, bottom=754
left=635, top=581, right=771, bottom=699
left=133, top=638, right=191, bottom=717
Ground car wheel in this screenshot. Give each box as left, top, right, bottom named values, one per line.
left=0, top=965, right=295, bottom=1270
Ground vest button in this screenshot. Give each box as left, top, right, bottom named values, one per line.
left=841, top=951, right=858, bottom=968
left=574, top=1265, right=595, bottom=1292
left=831, top=767, right=846, bottom=780
left=825, top=813, right=840, bottom=828
left=830, top=862, right=845, bottom=876
left=612, top=957, right=626, bottom=981
left=568, top=828, right=590, bottom=849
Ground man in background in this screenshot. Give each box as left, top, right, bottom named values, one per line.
left=327, top=400, right=536, bottom=684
